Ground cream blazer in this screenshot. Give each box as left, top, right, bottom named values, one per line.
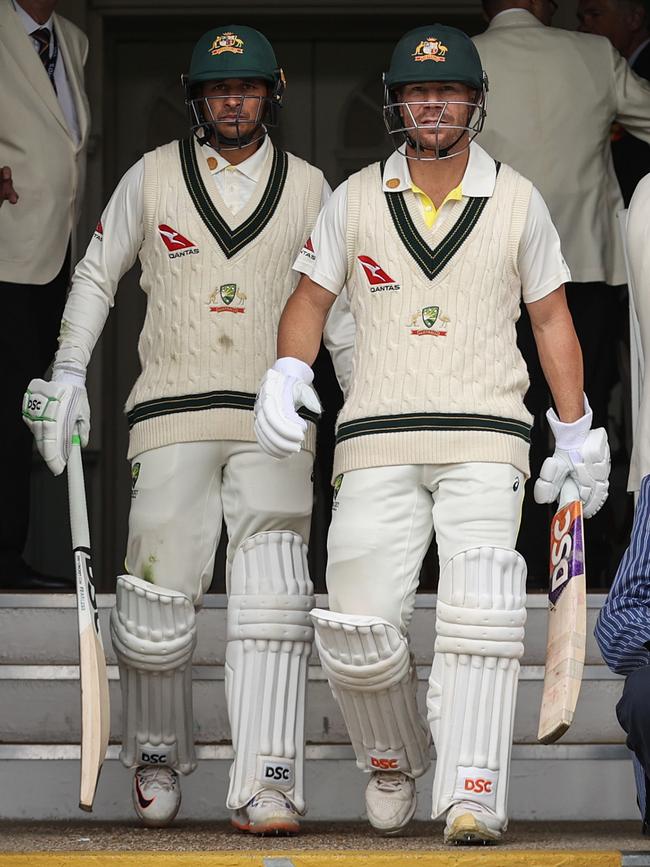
left=0, top=0, right=90, bottom=284
left=474, top=10, right=650, bottom=286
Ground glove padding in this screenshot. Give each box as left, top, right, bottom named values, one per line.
left=22, top=378, right=90, bottom=476
left=534, top=427, right=610, bottom=519
left=254, top=358, right=321, bottom=459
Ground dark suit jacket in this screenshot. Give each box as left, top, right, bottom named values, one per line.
left=613, top=41, right=650, bottom=205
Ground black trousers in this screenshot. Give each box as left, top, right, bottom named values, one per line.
left=0, top=246, right=70, bottom=577
left=516, top=281, right=619, bottom=586
left=616, top=664, right=650, bottom=831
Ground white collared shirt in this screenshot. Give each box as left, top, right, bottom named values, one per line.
left=13, top=0, right=80, bottom=143
left=294, top=142, right=570, bottom=304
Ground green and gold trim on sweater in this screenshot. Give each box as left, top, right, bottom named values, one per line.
left=179, top=138, right=288, bottom=259
left=336, top=410, right=531, bottom=445
left=127, top=389, right=319, bottom=430
left=381, top=161, right=500, bottom=280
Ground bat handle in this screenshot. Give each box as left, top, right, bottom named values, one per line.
left=67, top=424, right=90, bottom=551
left=559, top=475, right=580, bottom=508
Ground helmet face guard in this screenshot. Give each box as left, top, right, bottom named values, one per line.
left=383, top=74, right=488, bottom=161
left=183, top=75, right=284, bottom=149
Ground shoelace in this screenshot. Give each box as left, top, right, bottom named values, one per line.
left=137, top=767, right=177, bottom=792
left=374, top=771, right=409, bottom=792
left=251, top=789, right=295, bottom=811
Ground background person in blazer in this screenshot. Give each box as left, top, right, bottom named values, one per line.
left=474, top=0, right=650, bottom=585
left=0, top=0, right=90, bottom=589
left=577, top=0, right=650, bottom=206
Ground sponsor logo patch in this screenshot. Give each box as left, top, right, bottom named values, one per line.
left=407, top=306, right=450, bottom=337
left=370, top=757, right=399, bottom=770
left=158, top=224, right=200, bottom=258
left=131, top=462, right=141, bottom=499
left=453, top=766, right=498, bottom=809
left=93, top=221, right=103, bottom=242
left=261, top=760, right=294, bottom=790
left=299, top=236, right=316, bottom=263
left=412, top=37, right=448, bottom=63
left=358, top=255, right=400, bottom=292
left=209, top=32, right=244, bottom=56
left=207, top=283, right=247, bottom=314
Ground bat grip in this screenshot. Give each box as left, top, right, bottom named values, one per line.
left=67, top=424, right=90, bottom=551
left=559, top=475, right=580, bottom=508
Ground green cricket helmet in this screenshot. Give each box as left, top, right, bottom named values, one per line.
left=383, top=25, right=488, bottom=160
left=183, top=25, right=286, bottom=149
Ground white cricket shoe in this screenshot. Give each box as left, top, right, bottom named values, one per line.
left=132, top=766, right=181, bottom=827
left=231, top=788, right=301, bottom=836
left=365, top=771, right=417, bottom=834
left=444, top=801, right=504, bottom=845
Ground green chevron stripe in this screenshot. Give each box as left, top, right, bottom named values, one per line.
left=179, top=138, right=288, bottom=259
left=381, top=161, right=500, bottom=280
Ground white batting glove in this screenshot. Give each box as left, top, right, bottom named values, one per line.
left=22, top=366, right=90, bottom=476
left=533, top=396, right=610, bottom=519
left=254, top=357, right=321, bottom=459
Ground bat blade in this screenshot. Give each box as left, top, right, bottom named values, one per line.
left=537, top=482, right=586, bottom=744
left=76, top=546, right=110, bottom=811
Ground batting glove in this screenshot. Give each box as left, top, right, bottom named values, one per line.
left=22, top=366, right=90, bottom=476
left=534, top=396, right=610, bottom=519
left=254, top=357, right=321, bottom=459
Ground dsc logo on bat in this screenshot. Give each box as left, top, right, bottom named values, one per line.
left=550, top=508, right=573, bottom=594
left=464, top=778, right=492, bottom=794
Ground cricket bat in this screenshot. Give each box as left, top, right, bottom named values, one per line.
left=537, top=476, right=586, bottom=744
left=67, top=427, right=110, bottom=810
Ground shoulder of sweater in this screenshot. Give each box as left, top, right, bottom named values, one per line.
left=283, top=150, right=324, bottom=181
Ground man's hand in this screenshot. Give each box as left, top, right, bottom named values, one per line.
left=534, top=398, right=610, bottom=518
left=0, top=166, right=18, bottom=206
left=22, top=371, right=90, bottom=476
left=254, top=357, right=321, bottom=459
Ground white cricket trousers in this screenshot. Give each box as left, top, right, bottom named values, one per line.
left=126, top=441, right=313, bottom=604
left=326, top=462, right=525, bottom=631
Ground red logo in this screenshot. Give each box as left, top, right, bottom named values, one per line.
left=358, top=255, right=398, bottom=287
left=370, top=757, right=399, bottom=770
left=93, top=221, right=103, bottom=241
left=464, top=778, right=492, bottom=794
left=305, top=237, right=314, bottom=252
left=158, top=224, right=197, bottom=251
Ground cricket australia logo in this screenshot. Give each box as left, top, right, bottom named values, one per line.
left=209, top=32, right=244, bottom=56
left=358, top=255, right=400, bottom=292
left=412, top=37, right=449, bottom=63
left=208, top=283, right=247, bottom=314
left=332, top=474, right=344, bottom=511
left=158, top=224, right=200, bottom=259
left=407, top=306, right=450, bottom=336
left=131, top=462, right=140, bottom=500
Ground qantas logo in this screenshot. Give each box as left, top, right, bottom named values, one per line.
left=358, top=255, right=400, bottom=291
left=299, top=236, right=316, bottom=262
left=158, top=224, right=200, bottom=258
left=93, top=221, right=103, bottom=242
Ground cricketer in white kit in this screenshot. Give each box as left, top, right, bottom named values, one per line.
left=255, top=24, right=611, bottom=844
left=22, top=24, right=349, bottom=833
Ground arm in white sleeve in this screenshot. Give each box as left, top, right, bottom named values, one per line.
left=53, top=159, right=145, bottom=376
left=323, top=284, right=355, bottom=397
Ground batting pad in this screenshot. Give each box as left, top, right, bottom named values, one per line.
left=225, top=531, right=314, bottom=812
left=429, top=547, right=527, bottom=825
left=312, top=610, right=431, bottom=778
left=110, top=574, right=197, bottom=775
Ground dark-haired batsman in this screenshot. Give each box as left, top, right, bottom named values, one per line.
left=23, top=25, right=347, bottom=831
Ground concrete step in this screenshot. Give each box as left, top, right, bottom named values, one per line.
left=0, top=663, right=625, bottom=745
left=0, top=593, right=612, bottom=666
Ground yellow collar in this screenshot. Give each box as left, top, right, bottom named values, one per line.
left=410, top=181, right=463, bottom=228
